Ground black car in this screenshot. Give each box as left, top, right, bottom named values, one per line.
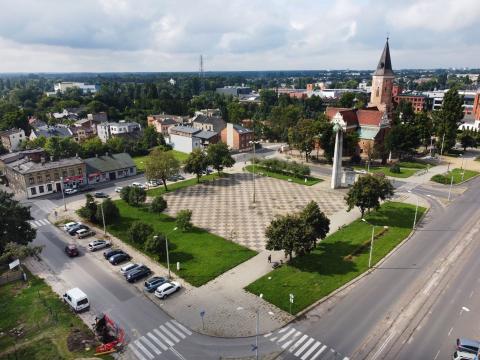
left=94, top=192, right=109, bottom=198
left=103, top=248, right=124, bottom=260
left=109, top=252, right=131, bottom=265
left=144, top=276, right=167, bottom=292
left=68, top=224, right=88, bottom=236
left=64, top=244, right=79, bottom=257
left=126, top=266, right=152, bottom=283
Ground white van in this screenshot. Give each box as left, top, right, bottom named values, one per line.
left=63, top=288, right=90, bottom=312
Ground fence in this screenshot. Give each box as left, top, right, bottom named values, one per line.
left=0, top=269, right=23, bottom=285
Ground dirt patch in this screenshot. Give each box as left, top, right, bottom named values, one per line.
left=66, top=328, right=96, bottom=352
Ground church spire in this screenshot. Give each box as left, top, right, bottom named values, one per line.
left=373, top=38, right=394, bottom=76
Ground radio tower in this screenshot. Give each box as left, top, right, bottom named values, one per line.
left=199, top=54, right=205, bottom=92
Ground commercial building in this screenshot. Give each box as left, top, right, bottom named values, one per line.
left=216, top=86, right=252, bottom=97
left=52, top=82, right=99, bottom=95
left=84, top=153, right=136, bottom=184
left=422, top=90, right=477, bottom=115
left=168, top=125, right=218, bottom=153
left=97, top=121, right=142, bottom=143
left=221, top=123, right=253, bottom=151
left=0, top=128, right=25, bottom=152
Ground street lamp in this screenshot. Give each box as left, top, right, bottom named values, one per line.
left=99, top=201, right=106, bottom=235
left=407, top=190, right=419, bottom=230
left=157, top=227, right=178, bottom=279
left=60, top=176, right=66, bottom=211
left=249, top=140, right=260, bottom=204
left=459, top=154, right=465, bottom=182
left=237, top=293, right=263, bottom=360
left=362, top=218, right=375, bottom=268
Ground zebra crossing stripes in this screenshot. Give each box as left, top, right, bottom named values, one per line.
left=264, top=327, right=349, bottom=360
left=29, top=219, right=51, bottom=228
left=128, top=320, right=191, bottom=360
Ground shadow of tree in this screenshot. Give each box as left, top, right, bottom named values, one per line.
left=366, top=204, right=417, bottom=228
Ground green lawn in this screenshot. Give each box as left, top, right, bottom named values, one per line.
left=108, top=200, right=256, bottom=286
left=146, top=173, right=220, bottom=197
left=0, top=271, right=100, bottom=359
left=354, top=165, right=418, bottom=178
left=245, top=202, right=426, bottom=314
left=244, top=165, right=323, bottom=186
left=133, top=149, right=189, bottom=172
left=397, top=161, right=429, bottom=169
left=431, top=168, right=479, bottom=184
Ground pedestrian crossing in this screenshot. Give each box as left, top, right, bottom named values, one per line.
left=34, top=199, right=58, bottom=214
left=128, top=320, right=192, bottom=360
left=264, top=326, right=349, bottom=360
left=29, top=219, right=51, bottom=229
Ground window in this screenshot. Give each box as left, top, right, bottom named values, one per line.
left=69, top=169, right=74, bottom=176
left=47, top=183, right=52, bottom=192
left=46, top=174, right=51, bottom=181
left=77, top=168, right=82, bottom=175
left=54, top=172, right=59, bottom=180
left=30, top=187, right=37, bottom=195
left=39, top=185, right=44, bottom=193
left=29, top=177, right=34, bottom=185
left=37, top=175, right=43, bottom=183
left=62, top=170, right=67, bottom=177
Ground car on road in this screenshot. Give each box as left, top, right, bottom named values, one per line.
left=126, top=265, right=152, bottom=283
left=94, top=191, right=109, bottom=198
left=452, top=350, right=477, bottom=360
left=63, top=222, right=79, bottom=231
left=109, top=252, right=131, bottom=265
left=131, top=182, right=146, bottom=189
left=64, top=188, right=78, bottom=195
left=115, top=187, right=123, bottom=193
left=88, top=240, right=111, bottom=252
left=76, top=228, right=95, bottom=239
left=144, top=276, right=167, bottom=292
left=103, top=248, right=124, bottom=260
left=154, top=281, right=181, bottom=299
left=64, top=244, right=79, bottom=257
left=120, top=263, right=142, bottom=276
left=456, top=338, right=480, bottom=355
left=67, top=223, right=87, bottom=235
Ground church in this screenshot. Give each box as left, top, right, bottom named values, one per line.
left=325, top=39, right=394, bottom=157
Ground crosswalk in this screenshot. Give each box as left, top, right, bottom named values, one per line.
left=128, top=320, right=192, bottom=360
left=34, top=199, right=58, bottom=214
left=29, top=219, right=51, bottom=229
left=265, top=326, right=349, bottom=360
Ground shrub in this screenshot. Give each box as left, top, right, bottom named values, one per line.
left=77, top=194, right=97, bottom=222
left=120, top=186, right=132, bottom=202
left=176, top=209, right=193, bottom=232
left=431, top=174, right=449, bottom=184
left=143, top=234, right=166, bottom=260
left=96, top=198, right=119, bottom=225
left=150, top=196, right=168, bottom=213
left=128, top=221, right=153, bottom=245
left=389, top=163, right=401, bottom=174
left=128, top=186, right=147, bottom=206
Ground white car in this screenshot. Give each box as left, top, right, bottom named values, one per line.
left=154, top=281, right=181, bottom=299
left=120, top=263, right=142, bottom=276
left=115, top=187, right=123, bottom=193
left=88, top=239, right=111, bottom=252
left=131, top=182, right=146, bottom=189
left=452, top=351, right=477, bottom=360
left=76, top=228, right=95, bottom=239
left=63, top=222, right=78, bottom=231
left=64, top=188, right=78, bottom=195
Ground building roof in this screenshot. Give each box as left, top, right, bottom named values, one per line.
left=84, top=153, right=135, bottom=173
left=33, top=126, right=72, bottom=138
left=162, top=118, right=177, bottom=126
left=194, top=130, right=218, bottom=140
left=373, top=38, right=394, bottom=77
left=357, top=110, right=384, bottom=126
left=232, top=124, right=253, bottom=134
left=358, top=127, right=380, bottom=140
left=7, top=157, right=84, bottom=175
left=192, top=115, right=226, bottom=131
left=325, top=107, right=358, bottom=127
left=325, top=107, right=387, bottom=128
left=170, top=125, right=200, bottom=135
left=0, top=128, right=23, bottom=137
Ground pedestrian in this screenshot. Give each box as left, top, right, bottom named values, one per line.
left=268, top=254, right=271, bottom=263
left=54, top=210, right=58, bottom=218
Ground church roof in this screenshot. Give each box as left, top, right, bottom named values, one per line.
left=373, top=38, right=394, bottom=77
left=357, top=109, right=384, bottom=126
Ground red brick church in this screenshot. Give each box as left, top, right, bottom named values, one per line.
left=326, top=39, right=394, bottom=156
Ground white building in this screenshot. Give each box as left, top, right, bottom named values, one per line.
left=422, top=89, right=477, bottom=115
left=0, top=128, right=25, bottom=152
left=96, top=121, right=142, bottom=143
left=168, top=125, right=218, bottom=153
left=52, top=82, right=99, bottom=95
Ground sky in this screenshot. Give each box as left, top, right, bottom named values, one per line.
left=0, top=0, right=479, bottom=72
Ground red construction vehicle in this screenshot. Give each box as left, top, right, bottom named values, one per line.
left=94, top=313, right=126, bottom=356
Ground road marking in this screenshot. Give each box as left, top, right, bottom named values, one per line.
left=462, top=306, right=470, bottom=312
left=294, top=338, right=314, bottom=357
left=278, top=326, right=291, bottom=334
left=264, top=332, right=272, bottom=338
left=301, top=340, right=321, bottom=360
left=448, top=327, right=453, bottom=336
left=129, top=343, right=147, bottom=360
left=170, top=346, right=187, bottom=360
left=470, top=291, right=474, bottom=298
left=166, top=321, right=187, bottom=339
left=310, top=345, right=327, bottom=360
left=371, top=331, right=396, bottom=360
left=34, top=220, right=43, bottom=227
left=160, top=324, right=180, bottom=343
left=171, top=319, right=192, bottom=335
left=434, top=350, right=441, bottom=360
left=282, top=331, right=302, bottom=349
left=134, top=340, right=154, bottom=360
left=277, top=328, right=296, bottom=343
left=147, top=332, right=168, bottom=351
left=154, top=328, right=174, bottom=346
left=139, top=336, right=161, bottom=355
left=30, top=222, right=37, bottom=228
left=344, top=357, right=350, bottom=360
left=289, top=334, right=308, bottom=352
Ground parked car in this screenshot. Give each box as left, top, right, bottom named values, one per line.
left=167, top=175, right=178, bottom=182
left=67, top=223, right=87, bottom=235
left=94, top=191, right=109, bottom=198
left=64, top=188, right=78, bottom=195
left=144, top=276, right=167, bottom=292
left=147, top=180, right=159, bottom=187
left=109, top=252, right=131, bottom=265
left=63, top=288, right=89, bottom=312
left=456, top=338, right=480, bottom=355
left=63, top=222, right=79, bottom=231
left=154, top=281, right=181, bottom=299
left=64, top=244, right=79, bottom=257
left=103, top=248, right=124, bottom=260
left=126, top=265, right=152, bottom=283
left=76, top=228, right=95, bottom=239
left=452, top=351, right=477, bottom=360
left=131, top=182, right=145, bottom=189
left=176, top=174, right=185, bottom=180
left=115, top=187, right=123, bottom=193
left=120, top=263, right=142, bottom=276
left=88, top=240, right=111, bottom=252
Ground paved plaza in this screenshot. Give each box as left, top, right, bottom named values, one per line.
left=163, top=172, right=346, bottom=251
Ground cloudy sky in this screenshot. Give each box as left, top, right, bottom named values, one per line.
left=0, top=0, right=478, bottom=72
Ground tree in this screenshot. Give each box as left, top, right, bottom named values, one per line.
left=0, top=190, right=36, bottom=253
left=176, top=209, right=193, bottom=232
left=206, top=142, right=235, bottom=175
left=128, top=221, right=153, bottom=245
left=145, top=148, right=180, bottom=191
left=433, top=87, right=464, bottom=153
left=458, top=132, right=476, bottom=150
left=338, top=92, right=356, bottom=108
left=96, top=198, right=119, bottom=225
left=128, top=186, right=146, bottom=207
left=385, top=124, right=419, bottom=159
left=142, top=126, right=159, bottom=149
left=120, top=186, right=132, bottom=202
left=345, top=175, right=394, bottom=218
left=300, top=201, right=330, bottom=246
left=184, top=148, right=208, bottom=183
left=143, top=234, right=167, bottom=260
left=80, top=137, right=106, bottom=158
left=0, top=242, right=43, bottom=265
left=288, top=119, right=317, bottom=161
left=150, top=195, right=168, bottom=213
left=77, top=194, right=98, bottom=222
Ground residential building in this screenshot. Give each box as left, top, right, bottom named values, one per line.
left=147, top=114, right=185, bottom=135
left=194, top=109, right=222, bottom=117
left=191, top=115, right=226, bottom=133
left=168, top=125, right=218, bottom=153
left=84, top=153, right=136, bottom=184
left=29, top=125, right=73, bottom=140
left=422, top=90, right=477, bottom=115
left=459, top=92, right=480, bottom=131
left=216, top=86, right=252, bottom=97
left=221, top=123, right=254, bottom=152
left=0, top=128, right=25, bottom=152
left=52, top=82, right=99, bottom=95
left=2, top=152, right=86, bottom=198
left=96, top=121, right=142, bottom=143
left=393, top=94, right=428, bottom=112
left=70, top=126, right=96, bottom=143
left=87, top=112, right=108, bottom=123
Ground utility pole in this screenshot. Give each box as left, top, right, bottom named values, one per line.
left=60, top=177, right=66, bottom=211
left=100, top=201, right=106, bottom=235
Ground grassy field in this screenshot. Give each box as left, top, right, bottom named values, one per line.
left=246, top=202, right=426, bottom=314
left=133, top=149, right=189, bottom=172
left=397, top=161, right=429, bottom=169
left=244, top=165, right=322, bottom=186
left=108, top=200, right=256, bottom=286
left=0, top=271, right=100, bottom=360
left=354, top=165, right=418, bottom=178
left=146, top=173, right=220, bottom=197
left=431, top=168, right=479, bottom=184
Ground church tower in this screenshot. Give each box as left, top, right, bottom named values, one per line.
left=368, top=38, right=394, bottom=117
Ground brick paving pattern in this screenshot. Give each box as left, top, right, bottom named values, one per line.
left=163, top=173, right=345, bottom=251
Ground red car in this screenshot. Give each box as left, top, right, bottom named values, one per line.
left=65, top=244, right=79, bottom=257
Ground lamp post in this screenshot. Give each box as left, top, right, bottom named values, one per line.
left=158, top=227, right=178, bottom=279
left=60, top=176, right=66, bottom=211
left=448, top=174, right=454, bottom=201
left=460, top=154, right=465, bottom=182
left=407, top=190, right=419, bottom=230
left=249, top=140, right=259, bottom=204
left=362, top=218, right=375, bottom=268
left=237, top=292, right=262, bottom=360
left=100, top=201, right=106, bottom=235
